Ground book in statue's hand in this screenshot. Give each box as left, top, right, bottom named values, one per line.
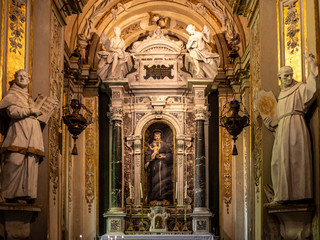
left=34, top=94, right=59, bottom=124
left=254, top=90, right=278, bottom=127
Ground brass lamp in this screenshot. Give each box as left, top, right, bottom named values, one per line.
left=220, top=99, right=249, bottom=155
left=62, top=99, right=93, bottom=155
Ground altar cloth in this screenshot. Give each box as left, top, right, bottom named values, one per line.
left=100, top=234, right=214, bottom=240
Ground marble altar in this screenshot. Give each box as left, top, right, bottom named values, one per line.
left=101, top=26, right=219, bottom=235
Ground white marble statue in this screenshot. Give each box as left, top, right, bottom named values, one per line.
left=97, top=26, right=130, bottom=79
left=0, top=69, right=44, bottom=203
left=185, top=24, right=220, bottom=79
left=264, top=53, right=318, bottom=203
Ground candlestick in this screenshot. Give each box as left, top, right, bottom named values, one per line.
left=139, top=197, right=146, bottom=231
left=127, top=198, right=134, bottom=231
left=173, top=198, right=180, bottom=231
left=182, top=198, right=189, bottom=231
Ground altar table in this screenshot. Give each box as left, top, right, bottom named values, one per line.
left=100, top=234, right=214, bottom=240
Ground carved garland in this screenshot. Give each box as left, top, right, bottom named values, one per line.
left=9, top=0, right=26, bottom=54
left=285, top=2, right=300, bottom=54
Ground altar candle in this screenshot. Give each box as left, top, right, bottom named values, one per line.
left=175, top=182, right=178, bottom=199
left=115, top=236, right=117, bottom=240
left=107, top=236, right=110, bottom=240
left=185, top=180, right=187, bottom=198
left=122, top=236, right=124, bottom=240
left=140, top=182, right=143, bottom=198
left=129, top=182, right=132, bottom=199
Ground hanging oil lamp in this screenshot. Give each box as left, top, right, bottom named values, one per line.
left=62, top=99, right=92, bottom=155
left=220, top=99, right=249, bottom=155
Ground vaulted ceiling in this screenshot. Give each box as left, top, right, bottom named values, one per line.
left=64, top=0, right=249, bottom=69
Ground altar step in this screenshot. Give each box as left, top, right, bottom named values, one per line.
left=100, top=234, right=216, bottom=240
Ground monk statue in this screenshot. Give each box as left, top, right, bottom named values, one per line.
left=0, top=69, right=44, bottom=204
left=264, top=53, right=318, bottom=203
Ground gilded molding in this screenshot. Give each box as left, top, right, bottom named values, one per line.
left=250, top=11, right=263, bottom=195
left=85, top=97, right=98, bottom=213
left=220, top=97, right=233, bottom=214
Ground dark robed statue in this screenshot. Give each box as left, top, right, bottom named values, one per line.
left=145, top=130, right=173, bottom=203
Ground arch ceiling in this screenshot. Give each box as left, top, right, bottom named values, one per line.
left=64, top=0, right=249, bottom=69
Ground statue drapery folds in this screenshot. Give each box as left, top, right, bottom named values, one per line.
left=185, top=24, right=220, bottom=79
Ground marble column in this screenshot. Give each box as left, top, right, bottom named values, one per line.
left=112, top=118, right=122, bottom=209
left=195, top=119, right=206, bottom=208
left=191, top=106, right=212, bottom=234
left=104, top=106, right=126, bottom=235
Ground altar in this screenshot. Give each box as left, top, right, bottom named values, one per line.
left=100, top=234, right=215, bottom=240
left=100, top=25, right=219, bottom=236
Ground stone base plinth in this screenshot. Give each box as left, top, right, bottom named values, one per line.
left=266, top=203, right=315, bottom=240
left=104, top=208, right=126, bottom=235
left=191, top=208, right=213, bottom=234
left=0, top=203, right=42, bottom=240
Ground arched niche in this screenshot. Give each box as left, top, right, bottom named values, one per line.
left=132, top=112, right=186, bottom=205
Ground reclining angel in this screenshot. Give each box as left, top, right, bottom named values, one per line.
left=97, top=26, right=130, bottom=79
left=185, top=24, right=220, bottom=79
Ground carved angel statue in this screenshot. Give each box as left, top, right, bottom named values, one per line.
left=96, top=26, right=130, bottom=79
left=185, top=24, right=220, bottom=79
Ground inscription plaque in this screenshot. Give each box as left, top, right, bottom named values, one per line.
left=144, top=65, right=174, bottom=80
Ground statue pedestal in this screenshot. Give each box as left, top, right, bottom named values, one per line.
left=0, top=203, right=41, bottom=240
left=266, top=203, right=315, bottom=240
left=191, top=208, right=213, bottom=234
left=104, top=208, right=126, bottom=235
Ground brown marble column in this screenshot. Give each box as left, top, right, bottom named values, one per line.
left=191, top=105, right=212, bottom=234
left=111, top=118, right=122, bottom=208
left=195, top=119, right=206, bottom=208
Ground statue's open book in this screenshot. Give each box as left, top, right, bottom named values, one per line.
left=34, top=94, right=59, bottom=124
